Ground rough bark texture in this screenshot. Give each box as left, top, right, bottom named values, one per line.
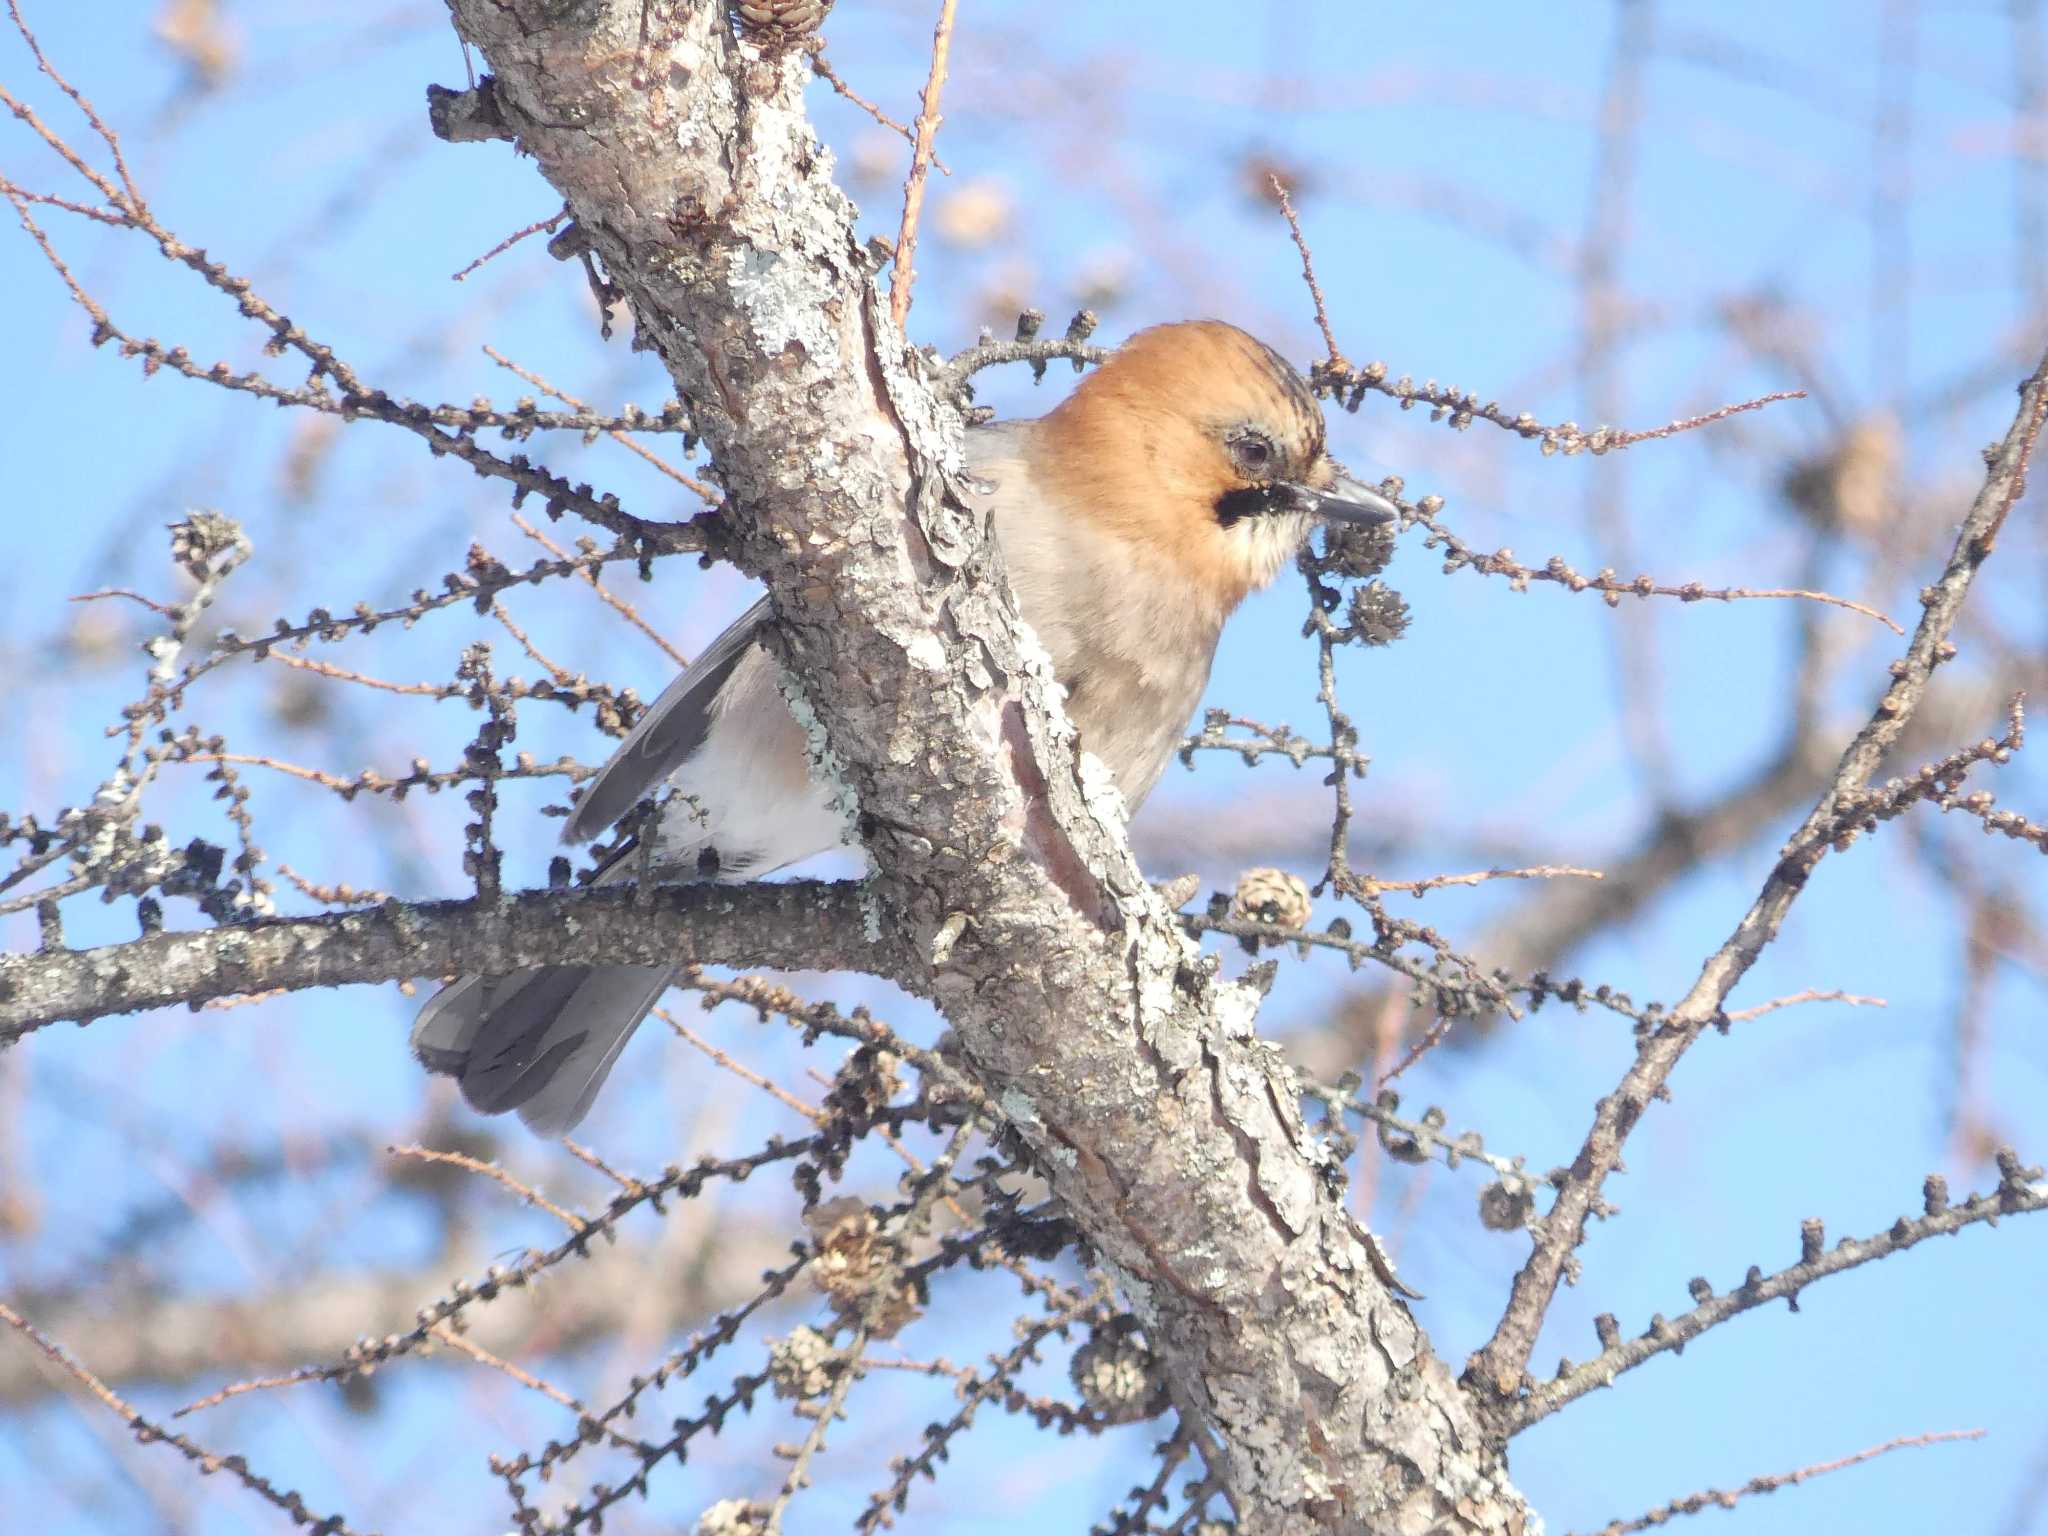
left=429, top=3, right=1533, bottom=1530
left=0, top=881, right=878, bottom=1038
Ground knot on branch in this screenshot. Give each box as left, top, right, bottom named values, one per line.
left=426, top=77, right=512, bottom=145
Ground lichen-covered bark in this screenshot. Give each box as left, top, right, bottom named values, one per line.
left=0, top=882, right=877, bottom=1039
left=438, top=3, right=1534, bottom=1528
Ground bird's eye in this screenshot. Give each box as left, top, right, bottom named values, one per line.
left=1230, top=431, right=1276, bottom=477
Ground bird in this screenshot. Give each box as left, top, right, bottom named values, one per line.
left=412, top=320, right=1399, bottom=1133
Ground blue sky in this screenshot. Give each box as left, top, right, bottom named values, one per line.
left=2, top=3, right=2045, bottom=1533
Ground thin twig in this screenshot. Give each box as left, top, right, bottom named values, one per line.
left=174, top=749, right=591, bottom=798
left=558, top=1138, right=646, bottom=1193
left=273, top=863, right=388, bottom=906
left=68, top=586, right=175, bottom=617
left=428, top=1325, right=652, bottom=1458
left=1397, top=491, right=1904, bottom=634
left=1722, top=989, right=1887, bottom=1023
left=6, top=0, right=143, bottom=211
left=452, top=204, right=570, bottom=281
left=1361, top=865, right=1604, bottom=898
left=511, top=512, right=690, bottom=667
left=664, top=1011, right=822, bottom=1124
left=0, top=151, right=717, bottom=557
left=1309, top=1080, right=1536, bottom=1186
left=1609, top=392, right=1808, bottom=446
left=1469, top=340, right=2048, bottom=1402
left=0, top=178, right=127, bottom=225
left=888, top=0, right=960, bottom=332
left=0, top=1299, right=366, bottom=1535
left=483, top=343, right=720, bottom=501
left=1271, top=173, right=1343, bottom=365
left=169, top=1129, right=855, bottom=1417
left=811, top=52, right=948, bottom=172
left=255, top=651, right=453, bottom=698
left=1517, top=1157, right=2044, bottom=1432
left=1572, top=1429, right=1985, bottom=1536
left=764, top=1328, right=868, bottom=1532
left=489, top=601, right=574, bottom=684
left=385, top=1143, right=588, bottom=1232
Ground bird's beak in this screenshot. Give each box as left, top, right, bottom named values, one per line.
left=1288, top=471, right=1400, bottom=527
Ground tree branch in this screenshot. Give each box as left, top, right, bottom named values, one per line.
left=1512, top=1154, right=2047, bottom=1432
left=437, top=3, right=1532, bottom=1528
left=1466, top=342, right=2048, bottom=1404
left=0, top=882, right=882, bottom=1038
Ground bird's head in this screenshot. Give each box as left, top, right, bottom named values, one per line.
left=1033, top=320, right=1397, bottom=609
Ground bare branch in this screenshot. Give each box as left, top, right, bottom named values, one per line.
left=1469, top=342, right=2048, bottom=1402
left=439, top=5, right=1534, bottom=1525
left=888, top=0, right=960, bottom=332
left=1271, top=174, right=1344, bottom=365
left=482, top=343, right=721, bottom=501
left=384, top=1142, right=588, bottom=1232
left=1361, top=865, right=1605, bottom=899
left=1312, top=354, right=1808, bottom=458
left=1570, top=1429, right=1986, bottom=1536
left=0, top=881, right=886, bottom=1040
left=1396, top=488, right=1904, bottom=634
left=0, top=1297, right=365, bottom=1535
left=450, top=202, right=570, bottom=281
left=0, top=1216, right=787, bottom=1406
left=1720, top=988, right=1886, bottom=1023
left=1608, top=392, right=1809, bottom=446
left=810, top=50, right=948, bottom=172
left=1515, top=1153, right=2045, bottom=1431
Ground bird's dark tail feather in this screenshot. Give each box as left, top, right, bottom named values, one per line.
left=411, top=963, right=676, bottom=1134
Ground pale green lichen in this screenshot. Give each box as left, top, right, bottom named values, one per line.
left=997, top=1086, right=1042, bottom=1131
left=774, top=667, right=861, bottom=844
left=726, top=242, right=836, bottom=362
left=1098, top=1255, right=1158, bottom=1328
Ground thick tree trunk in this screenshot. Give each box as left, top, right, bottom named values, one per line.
left=432, top=4, right=1533, bottom=1529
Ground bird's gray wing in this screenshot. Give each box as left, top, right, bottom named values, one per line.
left=562, top=594, right=773, bottom=844
left=563, top=421, right=1030, bottom=846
